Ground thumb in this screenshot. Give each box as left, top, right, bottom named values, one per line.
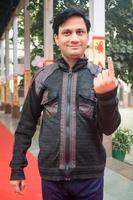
left=20, top=180, right=26, bottom=191
left=10, top=180, right=26, bottom=195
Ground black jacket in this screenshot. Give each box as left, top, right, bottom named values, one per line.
left=10, top=57, right=121, bottom=181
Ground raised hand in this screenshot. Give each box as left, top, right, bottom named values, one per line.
left=94, top=57, right=118, bottom=94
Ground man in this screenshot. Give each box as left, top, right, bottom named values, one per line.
left=10, top=7, right=121, bottom=200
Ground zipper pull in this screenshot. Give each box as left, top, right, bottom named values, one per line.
left=68, top=71, right=72, bottom=77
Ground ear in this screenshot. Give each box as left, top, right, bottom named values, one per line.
left=54, top=34, right=59, bottom=46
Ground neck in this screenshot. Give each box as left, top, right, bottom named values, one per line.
left=63, top=57, right=77, bottom=69
left=62, top=55, right=85, bottom=70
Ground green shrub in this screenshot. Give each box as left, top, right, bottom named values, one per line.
left=112, top=128, right=133, bottom=154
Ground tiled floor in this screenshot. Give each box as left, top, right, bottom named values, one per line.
left=104, top=168, right=133, bottom=200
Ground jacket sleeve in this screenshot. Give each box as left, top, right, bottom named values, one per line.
left=96, top=87, right=121, bottom=136
left=10, top=80, right=43, bottom=180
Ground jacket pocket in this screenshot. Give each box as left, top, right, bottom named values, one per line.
left=78, top=89, right=96, bottom=119
left=41, top=89, right=58, bottom=117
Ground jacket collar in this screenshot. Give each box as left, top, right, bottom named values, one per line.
left=57, top=56, right=88, bottom=72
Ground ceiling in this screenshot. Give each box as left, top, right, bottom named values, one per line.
left=0, top=0, right=20, bottom=38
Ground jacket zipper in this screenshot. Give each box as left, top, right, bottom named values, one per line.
left=65, top=71, right=72, bottom=180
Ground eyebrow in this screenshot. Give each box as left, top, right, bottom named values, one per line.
left=61, top=28, right=86, bottom=32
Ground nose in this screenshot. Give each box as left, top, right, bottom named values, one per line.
left=70, top=33, right=79, bottom=42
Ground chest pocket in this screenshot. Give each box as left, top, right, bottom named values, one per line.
left=41, top=89, right=58, bottom=118
left=78, top=89, right=97, bottom=119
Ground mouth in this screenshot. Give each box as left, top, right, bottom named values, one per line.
left=69, top=46, right=81, bottom=49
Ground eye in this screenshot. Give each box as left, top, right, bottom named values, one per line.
left=76, top=30, right=86, bottom=35
left=62, top=30, right=71, bottom=36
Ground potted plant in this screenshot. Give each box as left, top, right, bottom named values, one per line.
left=112, top=127, right=133, bottom=161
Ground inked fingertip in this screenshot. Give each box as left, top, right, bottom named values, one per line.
left=107, top=56, right=112, bottom=61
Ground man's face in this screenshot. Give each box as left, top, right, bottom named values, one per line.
left=54, top=16, right=89, bottom=62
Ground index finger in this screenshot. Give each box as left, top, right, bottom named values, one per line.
left=107, top=56, right=115, bottom=77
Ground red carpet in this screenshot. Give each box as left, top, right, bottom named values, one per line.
left=0, top=122, right=42, bottom=200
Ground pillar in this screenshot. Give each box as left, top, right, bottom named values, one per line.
left=12, top=16, right=20, bottom=118
left=89, top=0, right=112, bottom=157
left=5, top=30, right=12, bottom=113
left=89, top=0, right=105, bottom=67
left=43, top=0, right=54, bottom=65
left=24, top=0, right=31, bottom=97
left=0, top=39, right=6, bottom=110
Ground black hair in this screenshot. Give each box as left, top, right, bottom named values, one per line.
left=52, top=7, right=91, bottom=35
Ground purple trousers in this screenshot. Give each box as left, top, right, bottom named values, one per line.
left=41, top=177, right=103, bottom=200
